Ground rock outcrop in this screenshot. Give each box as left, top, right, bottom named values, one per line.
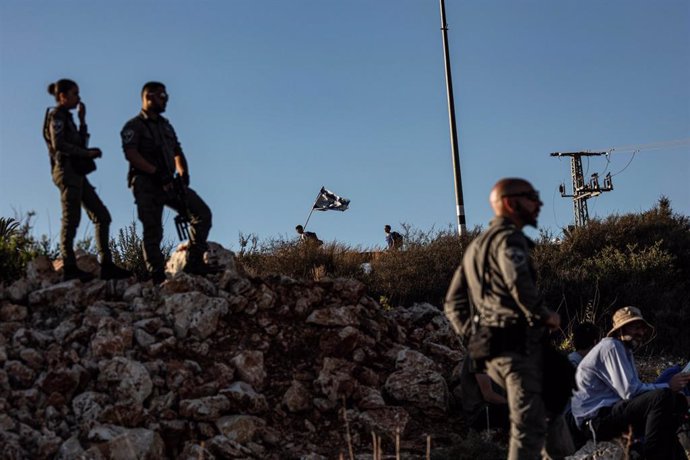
left=0, top=251, right=465, bottom=459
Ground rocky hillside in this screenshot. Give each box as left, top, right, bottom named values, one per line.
left=0, top=247, right=467, bottom=459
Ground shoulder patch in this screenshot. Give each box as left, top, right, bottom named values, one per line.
left=121, top=128, right=135, bottom=144
left=504, top=246, right=527, bottom=267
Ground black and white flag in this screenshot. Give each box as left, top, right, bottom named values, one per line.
left=313, top=187, right=350, bottom=212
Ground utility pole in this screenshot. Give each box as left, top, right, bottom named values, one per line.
left=439, top=0, right=467, bottom=236
left=550, top=151, right=614, bottom=227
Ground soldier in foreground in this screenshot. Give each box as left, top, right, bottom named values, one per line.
left=43, top=78, right=131, bottom=282
left=121, top=82, right=216, bottom=284
left=445, top=178, right=572, bottom=459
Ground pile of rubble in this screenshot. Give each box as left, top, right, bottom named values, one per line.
left=0, top=244, right=467, bottom=459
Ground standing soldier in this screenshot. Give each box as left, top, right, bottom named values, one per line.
left=444, top=178, right=572, bottom=459
left=121, top=82, right=216, bottom=284
left=43, top=79, right=131, bottom=282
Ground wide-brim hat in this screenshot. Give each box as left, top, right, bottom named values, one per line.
left=606, top=306, right=655, bottom=342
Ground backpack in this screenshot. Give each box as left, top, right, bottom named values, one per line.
left=390, top=231, right=403, bottom=248
left=304, top=232, right=323, bottom=246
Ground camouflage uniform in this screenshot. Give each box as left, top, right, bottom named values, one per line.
left=121, top=111, right=212, bottom=279
left=43, top=106, right=112, bottom=268
left=445, top=217, right=572, bottom=459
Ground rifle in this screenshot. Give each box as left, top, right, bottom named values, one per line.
left=172, top=174, right=191, bottom=242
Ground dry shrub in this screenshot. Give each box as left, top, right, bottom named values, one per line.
left=237, top=236, right=368, bottom=281
left=367, top=226, right=479, bottom=306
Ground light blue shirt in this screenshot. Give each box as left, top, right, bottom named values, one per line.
left=571, top=337, right=668, bottom=427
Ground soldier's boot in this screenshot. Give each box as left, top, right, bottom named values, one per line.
left=63, top=264, right=96, bottom=283
left=100, top=262, right=133, bottom=280
left=183, top=249, right=221, bottom=276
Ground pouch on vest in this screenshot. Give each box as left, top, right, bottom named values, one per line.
left=71, top=157, right=97, bottom=175
left=468, top=324, right=529, bottom=369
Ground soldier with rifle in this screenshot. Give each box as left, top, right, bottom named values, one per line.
left=121, top=81, right=216, bottom=284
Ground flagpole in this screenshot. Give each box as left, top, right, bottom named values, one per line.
left=303, top=187, right=324, bottom=230
left=439, top=0, right=467, bottom=236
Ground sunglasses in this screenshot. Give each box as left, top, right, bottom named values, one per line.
left=147, top=91, right=168, bottom=99
left=502, top=191, right=541, bottom=202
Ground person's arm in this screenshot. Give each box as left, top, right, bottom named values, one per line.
left=496, top=232, right=555, bottom=327
left=174, top=152, right=188, bottom=178
left=122, top=121, right=157, bottom=175
left=123, top=147, right=157, bottom=175
left=48, top=110, right=97, bottom=159
left=444, top=264, right=472, bottom=336
left=76, top=101, right=90, bottom=147
left=475, top=373, right=507, bottom=405
left=668, top=372, right=690, bottom=392
left=167, top=122, right=189, bottom=183
left=601, top=341, right=667, bottom=399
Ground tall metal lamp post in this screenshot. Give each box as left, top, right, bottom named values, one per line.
left=439, top=0, right=467, bottom=236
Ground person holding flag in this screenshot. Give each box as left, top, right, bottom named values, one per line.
left=298, top=187, right=350, bottom=243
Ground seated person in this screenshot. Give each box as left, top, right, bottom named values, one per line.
left=568, top=322, right=600, bottom=367
left=458, top=357, right=509, bottom=432
left=571, top=306, right=690, bottom=459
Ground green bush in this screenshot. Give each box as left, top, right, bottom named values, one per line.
left=0, top=213, right=59, bottom=284
left=534, top=198, right=690, bottom=355
left=0, top=217, right=29, bottom=284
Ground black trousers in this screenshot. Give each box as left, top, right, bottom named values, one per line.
left=589, top=388, right=688, bottom=460
left=53, top=164, right=112, bottom=266
left=131, top=175, right=212, bottom=275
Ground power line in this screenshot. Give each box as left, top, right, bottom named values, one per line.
left=610, top=150, right=637, bottom=177
left=596, top=137, right=690, bottom=154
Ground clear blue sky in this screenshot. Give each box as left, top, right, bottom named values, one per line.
left=1, top=0, right=688, bottom=250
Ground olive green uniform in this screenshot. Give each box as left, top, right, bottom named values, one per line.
left=445, top=217, right=573, bottom=459
left=121, top=111, right=212, bottom=279
left=43, top=107, right=112, bottom=268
